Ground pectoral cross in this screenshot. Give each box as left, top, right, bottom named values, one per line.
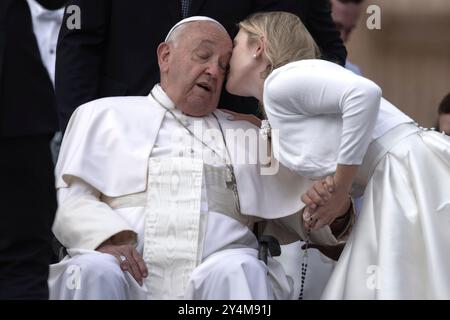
left=225, top=165, right=241, bottom=213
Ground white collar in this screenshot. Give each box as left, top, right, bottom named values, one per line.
left=26, top=0, right=64, bottom=20
left=148, top=84, right=177, bottom=110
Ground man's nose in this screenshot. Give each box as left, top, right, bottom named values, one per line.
left=205, top=61, right=222, bottom=78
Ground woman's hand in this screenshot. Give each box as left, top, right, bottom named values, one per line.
left=220, top=109, right=262, bottom=127
left=301, top=175, right=351, bottom=231
left=301, top=176, right=335, bottom=213
left=302, top=164, right=358, bottom=230
left=303, top=190, right=351, bottom=231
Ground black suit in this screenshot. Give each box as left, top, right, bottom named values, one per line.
left=56, top=0, right=346, bottom=131
left=0, top=0, right=60, bottom=299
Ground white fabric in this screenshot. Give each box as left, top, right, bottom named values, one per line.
left=48, top=249, right=147, bottom=300
left=55, top=84, right=314, bottom=219
left=55, top=178, right=139, bottom=251
left=147, top=99, right=260, bottom=261
left=50, top=168, right=287, bottom=300
left=50, top=84, right=349, bottom=299
left=49, top=247, right=291, bottom=300
left=164, top=16, right=227, bottom=42
left=54, top=178, right=260, bottom=272
left=143, top=157, right=204, bottom=299
left=26, top=0, right=64, bottom=86
left=263, top=59, right=413, bottom=179
left=344, top=60, right=364, bottom=216
left=275, top=242, right=336, bottom=300
left=55, top=94, right=163, bottom=197
left=51, top=170, right=286, bottom=299
left=322, top=129, right=450, bottom=299
left=186, top=247, right=293, bottom=299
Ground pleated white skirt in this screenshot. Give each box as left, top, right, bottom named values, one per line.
left=322, top=127, right=450, bottom=299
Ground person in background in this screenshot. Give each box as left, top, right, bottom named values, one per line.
left=26, top=0, right=66, bottom=163
left=437, top=92, right=450, bottom=135
left=0, top=0, right=64, bottom=299
left=331, top=0, right=364, bottom=75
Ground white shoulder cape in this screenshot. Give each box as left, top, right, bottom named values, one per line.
left=56, top=85, right=313, bottom=219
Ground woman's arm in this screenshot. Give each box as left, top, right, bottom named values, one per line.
left=265, top=62, right=383, bottom=230
left=265, top=61, right=383, bottom=167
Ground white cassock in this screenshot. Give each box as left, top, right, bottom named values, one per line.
left=263, top=59, right=450, bottom=299
left=48, top=84, right=350, bottom=300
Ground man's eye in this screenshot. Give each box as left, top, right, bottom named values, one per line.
left=197, top=52, right=210, bottom=60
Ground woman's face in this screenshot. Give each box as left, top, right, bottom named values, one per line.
left=226, top=30, right=258, bottom=97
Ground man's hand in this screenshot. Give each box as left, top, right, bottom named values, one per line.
left=97, top=243, right=148, bottom=286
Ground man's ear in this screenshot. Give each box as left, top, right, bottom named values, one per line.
left=157, top=43, right=171, bottom=73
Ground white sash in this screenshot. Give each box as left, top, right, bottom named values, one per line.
left=142, top=157, right=205, bottom=299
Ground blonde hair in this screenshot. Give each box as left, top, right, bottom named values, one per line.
left=239, top=11, right=321, bottom=79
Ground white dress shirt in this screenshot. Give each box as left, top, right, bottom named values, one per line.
left=26, top=0, right=64, bottom=86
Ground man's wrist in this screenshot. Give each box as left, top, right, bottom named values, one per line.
left=330, top=198, right=353, bottom=237
left=335, top=197, right=352, bottom=220
left=110, top=231, right=138, bottom=246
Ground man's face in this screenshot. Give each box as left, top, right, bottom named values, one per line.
left=159, top=22, right=232, bottom=117
left=439, top=114, right=450, bottom=135
left=331, top=0, right=363, bottom=43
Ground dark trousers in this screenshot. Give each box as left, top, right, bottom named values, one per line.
left=0, top=135, right=57, bottom=299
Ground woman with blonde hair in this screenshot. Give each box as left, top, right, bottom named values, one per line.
left=226, top=11, right=450, bottom=299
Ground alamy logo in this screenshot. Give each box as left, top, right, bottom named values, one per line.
left=366, top=5, right=382, bottom=30
left=366, top=265, right=383, bottom=290
left=65, top=265, right=82, bottom=290
left=66, top=5, right=81, bottom=30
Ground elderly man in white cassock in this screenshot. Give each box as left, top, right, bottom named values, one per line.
left=48, top=17, right=354, bottom=300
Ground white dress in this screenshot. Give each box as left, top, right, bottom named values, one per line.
left=264, top=59, right=450, bottom=299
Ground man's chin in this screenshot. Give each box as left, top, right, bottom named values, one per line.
left=180, top=100, right=217, bottom=117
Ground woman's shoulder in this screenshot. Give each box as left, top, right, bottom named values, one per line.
left=264, top=60, right=333, bottom=107
left=270, top=59, right=340, bottom=77
left=265, top=59, right=379, bottom=100
left=266, top=60, right=342, bottom=90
